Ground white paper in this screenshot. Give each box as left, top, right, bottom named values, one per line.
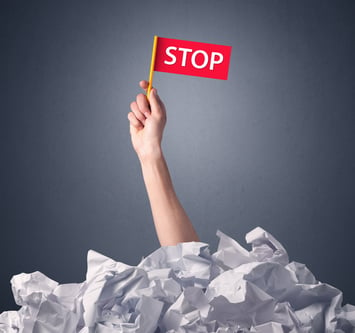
left=1, top=227, right=354, bottom=333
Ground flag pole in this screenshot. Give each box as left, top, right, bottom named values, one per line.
left=147, top=35, right=158, bottom=100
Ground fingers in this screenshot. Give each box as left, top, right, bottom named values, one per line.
left=128, top=82, right=165, bottom=131
left=136, top=93, right=151, bottom=116
left=130, top=93, right=150, bottom=125
left=127, top=112, right=143, bottom=130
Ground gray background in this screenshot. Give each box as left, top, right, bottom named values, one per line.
left=1, top=1, right=355, bottom=312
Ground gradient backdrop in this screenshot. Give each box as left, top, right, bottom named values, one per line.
left=2, top=1, right=355, bottom=311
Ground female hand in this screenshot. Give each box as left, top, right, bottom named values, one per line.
left=128, top=80, right=167, bottom=161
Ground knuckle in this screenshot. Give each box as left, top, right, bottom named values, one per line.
left=137, top=93, right=146, bottom=101
left=130, top=101, right=136, bottom=110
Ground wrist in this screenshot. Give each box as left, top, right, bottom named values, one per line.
left=138, top=145, right=164, bottom=165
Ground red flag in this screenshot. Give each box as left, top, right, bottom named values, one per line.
left=153, top=37, right=232, bottom=80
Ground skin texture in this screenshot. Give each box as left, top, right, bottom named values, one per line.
left=128, top=81, right=200, bottom=246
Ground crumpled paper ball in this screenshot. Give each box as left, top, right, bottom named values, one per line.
left=0, top=227, right=354, bottom=333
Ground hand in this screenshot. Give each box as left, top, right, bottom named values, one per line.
left=128, top=81, right=167, bottom=161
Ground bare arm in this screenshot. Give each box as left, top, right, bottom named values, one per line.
left=127, top=81, right=199, bottom=246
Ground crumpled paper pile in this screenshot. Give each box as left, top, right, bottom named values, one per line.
left=1, top=227, right=354, bottom=333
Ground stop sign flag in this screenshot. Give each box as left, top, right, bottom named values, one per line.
left=153, top=37, right=232, bottom=80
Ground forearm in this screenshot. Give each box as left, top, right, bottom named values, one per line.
left=128, top=82, right=199, bottom=246
left=140, top=150, right=199, bottom=246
